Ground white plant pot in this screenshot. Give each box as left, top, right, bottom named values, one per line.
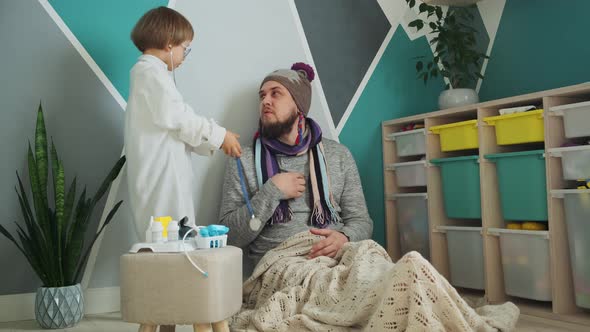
left=438, top=88, right=479, bottom=109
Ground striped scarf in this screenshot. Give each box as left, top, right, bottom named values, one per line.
left=254, top=117, right=341, bottom=228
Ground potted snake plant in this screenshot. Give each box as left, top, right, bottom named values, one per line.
left=0, top=103, right=125, bottom=329
left=406, top=0, right=488, bottom=109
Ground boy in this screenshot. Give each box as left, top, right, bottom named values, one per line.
left=125, top=7, right=241, bottom=238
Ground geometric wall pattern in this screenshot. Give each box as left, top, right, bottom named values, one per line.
left=2, top=0, right=590, bottom=297
left=48, top=0, right=168, bottom=100
left=295, top=0, right=391, bottom=126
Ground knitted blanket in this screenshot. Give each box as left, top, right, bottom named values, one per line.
left=231, top=232, right=519, bottom=331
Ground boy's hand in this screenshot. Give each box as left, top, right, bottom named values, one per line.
left=221, top=131, right=242, bottom=157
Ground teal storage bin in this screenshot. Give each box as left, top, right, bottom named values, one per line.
left=430, top=155, right=481, bottom=219
left=485, top=150, right=547, bottom=221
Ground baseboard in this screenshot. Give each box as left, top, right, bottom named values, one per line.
left=0, top=292, right=35, bottom=323
left=84, top=286, right=120, bottom=315
left=0, top=286, right=120, bottom=323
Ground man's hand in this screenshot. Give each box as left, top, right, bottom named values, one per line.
left=271, top=172, right=305, bottom=199
left=221, top=131, right=242, bottom=157
left=308, top=228, right=349, bottom=259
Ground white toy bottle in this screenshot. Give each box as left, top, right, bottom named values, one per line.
left=145, top=216, right=154, bottom=243
left=151, top=220, right=164, bottom=243
left=167, top=220, right=179, bottom=241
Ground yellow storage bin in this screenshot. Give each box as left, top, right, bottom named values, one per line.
left=430, top=120, right=478, bottom=152
left=484, top=109, right=544, bottom=145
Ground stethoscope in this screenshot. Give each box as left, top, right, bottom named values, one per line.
left=236, top=158, right=262, bottom=231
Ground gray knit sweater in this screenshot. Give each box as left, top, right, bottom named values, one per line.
left=218, top=138, right=373, bottom=265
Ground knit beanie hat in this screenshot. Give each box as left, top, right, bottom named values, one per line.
left=260, top=62, right=315, bottom=116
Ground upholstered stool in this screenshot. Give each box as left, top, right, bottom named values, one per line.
left=120, top=246, right=242, bottom=332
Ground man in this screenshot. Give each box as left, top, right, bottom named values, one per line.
left=218, top=64, right=520, bottom=332
left=218, top=62, right=373, bottom=265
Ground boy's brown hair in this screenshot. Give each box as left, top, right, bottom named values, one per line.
left=131, top=6, right=194, bottom=52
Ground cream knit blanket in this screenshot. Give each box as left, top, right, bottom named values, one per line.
left=231, top=232, right=519, bottom=331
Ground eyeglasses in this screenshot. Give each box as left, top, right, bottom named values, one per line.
left=181, top=43, right=191, bottom=58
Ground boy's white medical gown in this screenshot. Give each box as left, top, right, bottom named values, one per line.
left=124, top=54, right=226, bottom=239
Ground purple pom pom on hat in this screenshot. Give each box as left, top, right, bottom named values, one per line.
left=291, top=62, right=315, bottom=82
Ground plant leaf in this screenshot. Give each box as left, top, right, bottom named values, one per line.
left=0, top=223, right=26, bottom=256
left=15, top=186, right=47, bottom=252
left=16, top=225, right=53, bottom=286
left=408, top=19, right=422, bottom=28
left=419, top=3, right=428, bottom=13
left=90, top=156, right=126, bottom=208
left=71, top=200, right=123, bottom=284
left=416, top=61, right=423, bottom=72
left=15, top=172, right=53, bottom=273
left=63, top=177, right=76, bottom=247
left=50, top=140, right=59, bottom=202
left=436, top=7, right=443, bottom=20
left=16, top=172, right=41, bottom=238
left=67, top=187, right=87, bottom=246
left=55, top=162, right=65, bottom=231
left=431, top=68, right=438, bottom=78
left=64, top=188, right=89, bottom=281
left=34, top=103, right=48, bottom=207
left=54, top=161, right=66, bottom=284
left=27, top=143, right=49, bottom=237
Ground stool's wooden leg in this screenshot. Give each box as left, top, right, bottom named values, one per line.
left=211, top=320, right=229, bottom=332
left=138, top=324, right=157, bottom=332
left=193, top=323, right=212, bottom=332
left=160, top=325, right=176, bottom=332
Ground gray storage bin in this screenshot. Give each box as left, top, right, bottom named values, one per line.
left=390, top=160, right=427, bottom=187
left=394, top=193, right=430, bottom=260
left=549, top=145, right=590, bottom=180
left=552, top=189, right=590, bottom=309
left=551, top=101, right=590, bottom=138
left=438, top=226, right=485, bottom=290
left=489, top=228, right=552, bottom=301
left=388, top=128, right=426, bottom=157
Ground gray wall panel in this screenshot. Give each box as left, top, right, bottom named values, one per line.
left=295, top=0, right=390, bottom=125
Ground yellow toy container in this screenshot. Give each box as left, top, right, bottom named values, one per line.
left=154, top=216, right=172, bottom=238
left=430, top=120, right=479, bottom=152
left=483, top=109, right=545, bottom=145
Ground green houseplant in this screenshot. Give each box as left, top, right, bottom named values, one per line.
left=405, top=0, right=488, bottom=108
left=0, top=103, right=125, bottom=329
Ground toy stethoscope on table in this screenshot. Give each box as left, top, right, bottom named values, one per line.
left=236, top=157, right=262, bottom=231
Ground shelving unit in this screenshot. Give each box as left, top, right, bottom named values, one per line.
left=382, top=82, right=590, bottom=327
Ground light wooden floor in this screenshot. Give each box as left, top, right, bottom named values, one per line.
left=0, top=312, right=587, bottom=332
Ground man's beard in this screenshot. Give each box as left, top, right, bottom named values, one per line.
left=259, top=110, right=299, bottom=139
